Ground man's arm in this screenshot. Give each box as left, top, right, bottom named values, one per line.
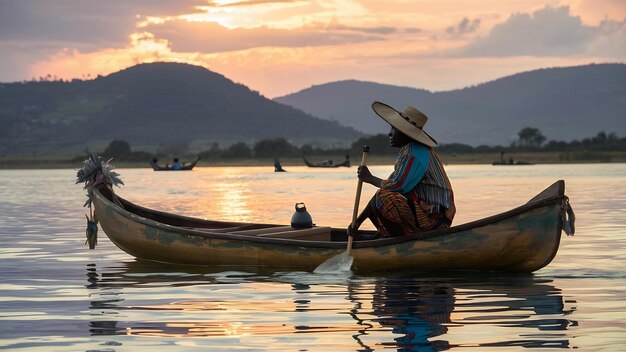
left=358, top=165, right=382, bottom=188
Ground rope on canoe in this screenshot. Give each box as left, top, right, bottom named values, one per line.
left=561, top=196, right=575, bottom=236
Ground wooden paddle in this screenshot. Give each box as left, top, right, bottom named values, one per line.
left=313, top=145, right=369, bottom=273
left=346, top=145, right=370, bottom=256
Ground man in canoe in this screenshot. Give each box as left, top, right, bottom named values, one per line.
left=171, top=158, right=182, bottom=170
left=350, top=101, right=455, bottom=238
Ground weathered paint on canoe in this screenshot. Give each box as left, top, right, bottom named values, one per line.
left=350, top=205, right=561, bottom=272
left=91, top=181, right=567, bottom=272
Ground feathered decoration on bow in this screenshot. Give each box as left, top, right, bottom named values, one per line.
left=75, top=154, right=123, bottom=250
left=76, top=154, right=124, bottom=207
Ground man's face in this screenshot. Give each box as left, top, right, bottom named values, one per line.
left=388, top=127, right=408, bottom=147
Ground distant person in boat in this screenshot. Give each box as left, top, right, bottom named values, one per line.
left=171, top=158, right=182, bottom=170
left=349, top=101, right=455, bottom=238
left=274, top=158, right=286, bottom=172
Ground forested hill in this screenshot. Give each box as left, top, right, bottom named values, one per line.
left=275, top=64, right=626, bottom=146
left=0, top=62, right=361, bottom=156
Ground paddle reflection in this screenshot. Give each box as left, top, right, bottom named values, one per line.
left=84, top=261, right=576, bottom=350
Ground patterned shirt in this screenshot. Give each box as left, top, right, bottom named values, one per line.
left=381, top=142, right=455, bottom=218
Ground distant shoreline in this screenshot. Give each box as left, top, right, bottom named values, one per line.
left=1, top=151, right=625, bottom=169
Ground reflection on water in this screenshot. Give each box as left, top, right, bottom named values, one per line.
left=1, top=164, right=625, bottom=351
left=81, top=260, right=576, bottom=350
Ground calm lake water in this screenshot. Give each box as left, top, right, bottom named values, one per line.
left=1, top=163, right=625, bottom=351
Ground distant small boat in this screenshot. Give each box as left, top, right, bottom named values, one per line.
left=492, top=152, right=533, bottom=165
left=303, top=157, right=350, bottom=168
left=150, top=157, right=199, bottom=171
left=274, top=159, right=287, bottom=172
left=492, top=160, right=533, bottom=165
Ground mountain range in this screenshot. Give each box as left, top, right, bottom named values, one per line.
left=275, top=63, right=626, bottom=146
left=1, top=62, right=624, bottom=156
left=0, top=62, right=361, bottom=156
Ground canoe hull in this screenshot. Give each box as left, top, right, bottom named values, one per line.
left=302, top=157, right=350, bottom=168
left=352, top=204, right=561, bottom=272
left=92, top=184, right=565, bottom=272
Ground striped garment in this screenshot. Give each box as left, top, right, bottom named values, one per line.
left=373, top=142, right=455, bottom=236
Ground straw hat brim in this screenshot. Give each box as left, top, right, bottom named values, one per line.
left=371, top=101, right=438, bottom=147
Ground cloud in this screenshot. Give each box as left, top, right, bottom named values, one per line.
left=403, top=28, right=422, bottom=34
left=0, top=2, right=128, bottom=51
left=446, top=17, right=481, bottom=36
left=145, top=19, right=389, bottom=53
left=1, top=0, right=623, bottom=95
left=587, top=18, right=626, bottom=57
left=0, top=0, right=205, bottom=50
left=462, top=5, right=625, bottom=57
left=0, top=0, right=206, bottom=81
left=326, top=24, right=397, bottom=35
left=207, top=0, right=300, bottom=7
left=26, top=32, right=186, bottom=82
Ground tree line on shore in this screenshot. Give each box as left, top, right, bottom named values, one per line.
left=438, top=129, right=626, bottom=153
left=90, top=128, right=625, bottom=163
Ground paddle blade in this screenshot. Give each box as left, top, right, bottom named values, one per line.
left=313, top=252, right=354, bottom=274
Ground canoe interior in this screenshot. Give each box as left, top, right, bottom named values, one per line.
left=100, top=186, right=348, bottom=242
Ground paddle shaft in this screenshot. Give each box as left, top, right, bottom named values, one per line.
left=346, top=145, right=369, bottom=255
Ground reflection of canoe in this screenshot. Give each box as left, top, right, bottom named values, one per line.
left=85, top=260, right=572, bottom=345
left=150, top=157, right=199, bottom=171
left=303, top=157, right=350, bottom=168
left=91, top=179, right=574, bottom=272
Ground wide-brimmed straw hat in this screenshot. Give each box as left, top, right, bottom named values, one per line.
left=371, top=101, right=438, bottom=147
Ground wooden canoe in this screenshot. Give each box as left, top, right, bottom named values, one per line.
left=303, top=157, right=350, bottom=168
left=91, top=180, right=573, bottom=273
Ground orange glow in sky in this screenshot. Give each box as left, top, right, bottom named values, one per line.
left=1, top=0, right=625, bottom=97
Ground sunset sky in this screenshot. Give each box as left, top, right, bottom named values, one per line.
left=1, top=0, right=624, bottom=98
